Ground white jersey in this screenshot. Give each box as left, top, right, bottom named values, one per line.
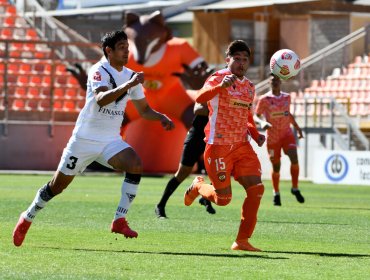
left=72, top=58, right=145, bottom=142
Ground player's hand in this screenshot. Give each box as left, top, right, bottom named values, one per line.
left=129, top=71, right=144, bottom=87
left=260, top=120, right=272, bottom=130
left=221, top=74, right=237, bottom=88
left=256, top=134, right=266, bottom=147
left=160, top=114, right=175, bottom=131
left=297, top=128, right=304, bottom=139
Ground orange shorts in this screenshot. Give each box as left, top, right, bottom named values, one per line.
left=204, top=142, right=262, bottom=190
left=267, top=131, right=297, bottom=164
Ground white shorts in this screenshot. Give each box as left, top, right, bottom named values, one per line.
left=57, top=137, right=131, bottom=176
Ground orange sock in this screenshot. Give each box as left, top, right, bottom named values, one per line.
left=291, top=164, right=299, bottom=189
left=197, top=183, right=232, bottom=206
left=236, top=184, right=264, bottom=241
left=271, top=171, right=280, bottom=193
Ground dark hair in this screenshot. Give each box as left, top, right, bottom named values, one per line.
left=226, top=40, right=251, bottom=57
left=101, top=30, right=128, bottom=58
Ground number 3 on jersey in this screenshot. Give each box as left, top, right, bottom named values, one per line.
left=66, top=156, right=78, bottom=170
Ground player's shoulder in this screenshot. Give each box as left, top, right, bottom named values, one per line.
left=205, top=68, right=229, bottom=83
left=242, top=76, right=254, bottom=88
left=260, top=91, right=273, bottom=100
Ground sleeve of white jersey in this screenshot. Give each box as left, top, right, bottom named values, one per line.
left=88, top=64, right=111, bottom=92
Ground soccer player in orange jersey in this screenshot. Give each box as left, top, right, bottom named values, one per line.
left=183, top=40, right=266, bottom=252
left=255, top=74, right=304, bottom=206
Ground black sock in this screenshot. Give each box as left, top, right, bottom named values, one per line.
left=39, top=182, right=55, bottom=202
left=157, top=177, right=181, bottom=207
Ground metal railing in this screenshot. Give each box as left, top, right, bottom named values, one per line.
left=255, top=26, right=370, bottom=95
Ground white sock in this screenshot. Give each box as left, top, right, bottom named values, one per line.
left=114, top=180, right=138, bottom=220
left=23, top=189, right=48, bottom=222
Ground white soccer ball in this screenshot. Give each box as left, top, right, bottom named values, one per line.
left=270, top=49, right=301, bottom=80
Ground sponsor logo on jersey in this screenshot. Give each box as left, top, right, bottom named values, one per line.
left=93, top=71, right=102, bottom=81
left=229, top=98, right=252, bottom=110
left=270, top=111, right=285, bottom=118
left=98, top=107, right=124, bottom=116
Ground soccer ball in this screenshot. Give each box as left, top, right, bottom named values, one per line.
left=270, top=49, right=301, bottom=80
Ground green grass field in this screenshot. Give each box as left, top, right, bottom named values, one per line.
left=0, top=174, right=369, bottom=280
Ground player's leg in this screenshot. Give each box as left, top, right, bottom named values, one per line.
left=231, top=144, right=264, bottom=251
left=157, top=122, right=214, bottom=217
left=184, top=144, right=232, bottom=207
left=155, top=164, right=193, bottom=218
left=104, top=140, right=142, bottom=238
left=283, top=134, right=304, bottom=203
left=268, top=141, right=282, bottom=206
left=156, top=126, right=199, bottom=217
left=13, top=137, right=95, bottom=246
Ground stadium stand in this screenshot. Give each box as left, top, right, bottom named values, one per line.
left=0, top=1, right=85, bottom=118
left=295, top=55, right=370, bottom=118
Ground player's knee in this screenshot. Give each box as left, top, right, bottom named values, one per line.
left=215, top=193, right=232, bottom=206
left=127, top=154, right=143, bottom=174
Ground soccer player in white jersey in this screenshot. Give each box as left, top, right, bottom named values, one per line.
left=12, top=30, right=174, bottom=247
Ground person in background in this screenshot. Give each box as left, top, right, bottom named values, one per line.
left=184, top=40, right=266, bottom=251
left=254, top=74, right=304, bottom=206
left=12, top=30, right=174, bottom=247
left=155, top=102, right=215, bottom=219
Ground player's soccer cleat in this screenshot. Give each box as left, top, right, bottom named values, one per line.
left=199, top=197, right=216, bottom=214
left=13, top=213, right=32, bottom=247
left=154, top=205, right=167, bottom=219
left=231, top=240, right=262, bottom=252
left=184, top=176, right=204, bottom=206
left=273, top=194, right=281, bottom=206
left=291, top=189, right=305, bottom=203
left=111, top=217, right=138, bottom=238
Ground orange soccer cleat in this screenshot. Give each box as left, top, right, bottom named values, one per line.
left=111, top=217, right=138, bottom=238
left=231, top=240, right=262, bottom=252
left=13, top=213, right=32, bottom=247
left=184, top=176, right=204, bottom=206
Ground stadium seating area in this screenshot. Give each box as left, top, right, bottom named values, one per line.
left=298, top=55, right=370, bottom=117
left=0, top=0, right=85, bottom=118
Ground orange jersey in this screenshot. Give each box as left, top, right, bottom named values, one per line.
left=197, top=69, right=256, bottom=145
left=255, top=91, right=293, bottom=144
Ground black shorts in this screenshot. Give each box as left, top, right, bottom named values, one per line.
left=180, top=115, right=208, bottom=166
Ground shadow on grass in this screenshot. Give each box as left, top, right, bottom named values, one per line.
left=37, top=246, right=288, bottom=259
left=261, top=220, right=350, bottom=226
left=265, top=251, right=370, bottom=258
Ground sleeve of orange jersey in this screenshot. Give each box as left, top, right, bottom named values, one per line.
left=195, top=84, right=224, bottom=103
left=247, top=110, right=260, bottom=142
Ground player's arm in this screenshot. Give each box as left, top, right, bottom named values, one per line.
left=253, top=114, right=272, bottom=130
left=193, top=102, right=209, bottom=116
left=289, top=113, right=304, bottom=139
left=94, top=72, right=144, bottom=107
left=196, top=74, right=237, bottom=103
left=131, top=98, right=175, bottom=131
left=248, top=112, right=265, bottom=147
